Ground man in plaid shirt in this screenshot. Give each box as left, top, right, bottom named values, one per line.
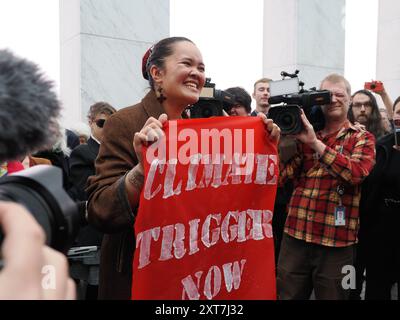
left=277, top=74, right=376, bottom=300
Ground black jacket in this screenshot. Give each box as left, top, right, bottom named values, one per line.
left=69, top=137, right=99, bottom=201
left=66, top=129, right=80, bottom=150
left=359, top=133, right=400, bottom=240
left=69, top=137, right=102, bottom=246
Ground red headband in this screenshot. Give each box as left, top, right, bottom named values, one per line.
left=141, top=45, right=154, bottom=80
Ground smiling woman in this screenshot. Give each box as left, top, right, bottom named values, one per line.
left=85, top=36, right=207, bottom=299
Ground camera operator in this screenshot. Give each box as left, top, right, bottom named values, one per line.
left=224, top=87, right=252, bottom=116
left=276, top=74, right=376, bottom=300
left=251, top=77, right=272, bottom=116
left=0, top=49, right=76, bottom=299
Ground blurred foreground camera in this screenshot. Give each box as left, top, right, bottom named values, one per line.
left=189, top=78, right=235, bottom=118
left=267, top=71, right=331, bottom=135
left=0, top=165, right=80, bottom=253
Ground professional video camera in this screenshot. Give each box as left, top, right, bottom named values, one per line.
left=0, top=50, right=80, bottom=253
left=189, top=78, right=236, bottom=118
left=267, top=70, right=331, bottom=135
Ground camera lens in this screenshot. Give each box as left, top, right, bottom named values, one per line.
left=280, top=113, right=295, bottom=128
left=0, top=165, right=80, bottom=252
left=268, top=105, right=302, bottom=135
left=190, top=100, right=223, bottom=119
left=202, top=106, right=213, bottom=118
left=276, top=111, right=298, bottom=133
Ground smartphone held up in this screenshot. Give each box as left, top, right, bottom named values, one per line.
left=364, top=80, right=383, bottom=93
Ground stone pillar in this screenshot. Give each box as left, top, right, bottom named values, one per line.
left=262, top=0, right=346, bottom=89
left=376, top=0, right=400, bottom=102
left=60, top=0, right=169, bottom=125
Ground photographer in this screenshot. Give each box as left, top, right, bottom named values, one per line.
left=276, top=74, right=376, bottom=300
left=361, top=96, right=400, bottom=299
left=0, top=49, right=76, bottom=300
left=224, top=86, right=252, bottom=116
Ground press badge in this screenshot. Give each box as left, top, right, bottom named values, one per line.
left=334, top=206, right=346, bottom=226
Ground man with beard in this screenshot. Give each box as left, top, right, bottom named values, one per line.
left=348, top=88, right=393, bottom=299
left=348, top=89, right=390, bottom=139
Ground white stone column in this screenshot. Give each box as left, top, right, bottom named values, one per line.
left=60, top=0, right=169, bottom=125
left=376, top=0, right=400, bottom=102
left=262, top=0, right=346, bottom=89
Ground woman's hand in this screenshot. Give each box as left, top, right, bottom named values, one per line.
left=257, top=113, right=281, bottom=143
left=133, top=114, right=168, bottom=173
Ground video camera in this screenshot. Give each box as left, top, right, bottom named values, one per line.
left=267, top=70, right=331, bottom=135
left=189, top=78, right=236, bottom=118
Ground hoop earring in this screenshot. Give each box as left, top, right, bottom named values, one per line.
left=156, top=86, right=166, bottom=103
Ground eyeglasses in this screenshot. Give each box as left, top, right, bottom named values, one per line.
left=95, top=119, right=106, bottom=128
left=352, top=102, right=373, bottom=109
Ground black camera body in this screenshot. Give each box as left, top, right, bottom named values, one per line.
left=189, top=78, right=235, bottom=118
left=267, top=71, right=331, bottom=135
left=0, top=165, right=80, bottom=253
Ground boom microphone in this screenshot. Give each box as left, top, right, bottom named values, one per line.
left=0, top=49, right=60, bottom=163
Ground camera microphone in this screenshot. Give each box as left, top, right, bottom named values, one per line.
left=280, top=70, right=299, bottom=79
left=280, top=71, right=290, bottom=78
left=0, top=50, right=60, bottom=163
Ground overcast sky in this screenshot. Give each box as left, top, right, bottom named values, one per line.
left=0, top=0, right=378, bottom=102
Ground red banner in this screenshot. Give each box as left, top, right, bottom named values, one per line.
left=131, top=116, right=278, bottom=300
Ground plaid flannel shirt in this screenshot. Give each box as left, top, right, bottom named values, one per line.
left=280, top=120, right=376, bottom=247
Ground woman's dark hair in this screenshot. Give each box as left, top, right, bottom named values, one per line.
left=143, top=37, right=194, bottom=89
left=349, top=89, right=386, bottom=138
left=225, top=87, right=252, bottom=113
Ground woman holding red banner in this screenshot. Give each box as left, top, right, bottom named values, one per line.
left=86, top=36, right=280, bottom=299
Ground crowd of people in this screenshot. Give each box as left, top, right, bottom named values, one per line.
left=1, top=35, right=400, bottom=301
